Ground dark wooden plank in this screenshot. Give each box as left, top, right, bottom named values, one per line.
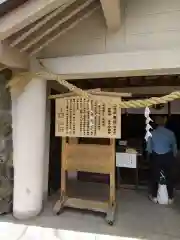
left=0, top=0, right=29, bottom=18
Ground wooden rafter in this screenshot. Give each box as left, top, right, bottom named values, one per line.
left=10, top=0, right=76, bottom=47
left=0, top=42, right=29, bottom=69
left=0, top=0, right=29, bottom=18
left=100, top=0, right=121, bottom=31
left=20, top=0, right=95, bottom=52
left=0, top=0, right=73, bottom=40
left=30, top=3, right=100, bottom=56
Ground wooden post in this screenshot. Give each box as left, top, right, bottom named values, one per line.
left=109, top=139, right=115, bottom=206
left=61, top=137, right=67, bottom=197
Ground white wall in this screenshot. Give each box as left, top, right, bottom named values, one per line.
left=40, top=0, right=180, bottom=58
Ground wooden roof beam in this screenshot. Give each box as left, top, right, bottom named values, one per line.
left=10, top=0, right=76, bottom=47
left=20, top=0, right=95, bottom=52
left=100, top=0, right=121, bottom=31
left=0, top=0, right=74, bottom=40
left=0, top=42, right=29, bottom=69
left=40, top=49, right=180, bottom=79
left=30, top=2, right=100, bottom=56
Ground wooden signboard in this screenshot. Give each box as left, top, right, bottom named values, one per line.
left=55, top=96, right=121, bottom=138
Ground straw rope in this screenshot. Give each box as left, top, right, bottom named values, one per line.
left=7, top=68, right=180, bottom=108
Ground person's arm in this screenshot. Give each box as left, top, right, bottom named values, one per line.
left=171, top=132, right=177, bottom=157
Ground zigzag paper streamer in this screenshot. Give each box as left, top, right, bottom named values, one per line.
left=144, top=107, right=153, bottom=142
left=145, top=117, right=153, bottom=124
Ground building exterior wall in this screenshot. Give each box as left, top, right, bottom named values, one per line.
left=40, top=0, right=180, bottom=58
left=27, top=0, right=180, bottom=201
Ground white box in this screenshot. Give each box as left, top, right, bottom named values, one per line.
left=116, top=153, right=137, bottom=169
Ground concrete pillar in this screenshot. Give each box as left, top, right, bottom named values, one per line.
left=12, top=78, right=47, bottom=219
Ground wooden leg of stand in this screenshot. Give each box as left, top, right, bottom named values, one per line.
left=110, top=172, right=115, bottom=206
left=106, top=139, right=116, bottom=225
left=60, top=137, right=67, bottom=207
left=110, top=139, right=116, bottom=205
left=106, top=171, right=116, bottom=225
left=53, top=137, right=67, bottom=215
left=61, top=137, right=67, bottom=193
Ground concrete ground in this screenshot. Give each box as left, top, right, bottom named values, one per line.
left=1, top=182, right=180, bottom=240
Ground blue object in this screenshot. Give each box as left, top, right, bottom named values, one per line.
left=146, top=126, right=177, bottom=156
